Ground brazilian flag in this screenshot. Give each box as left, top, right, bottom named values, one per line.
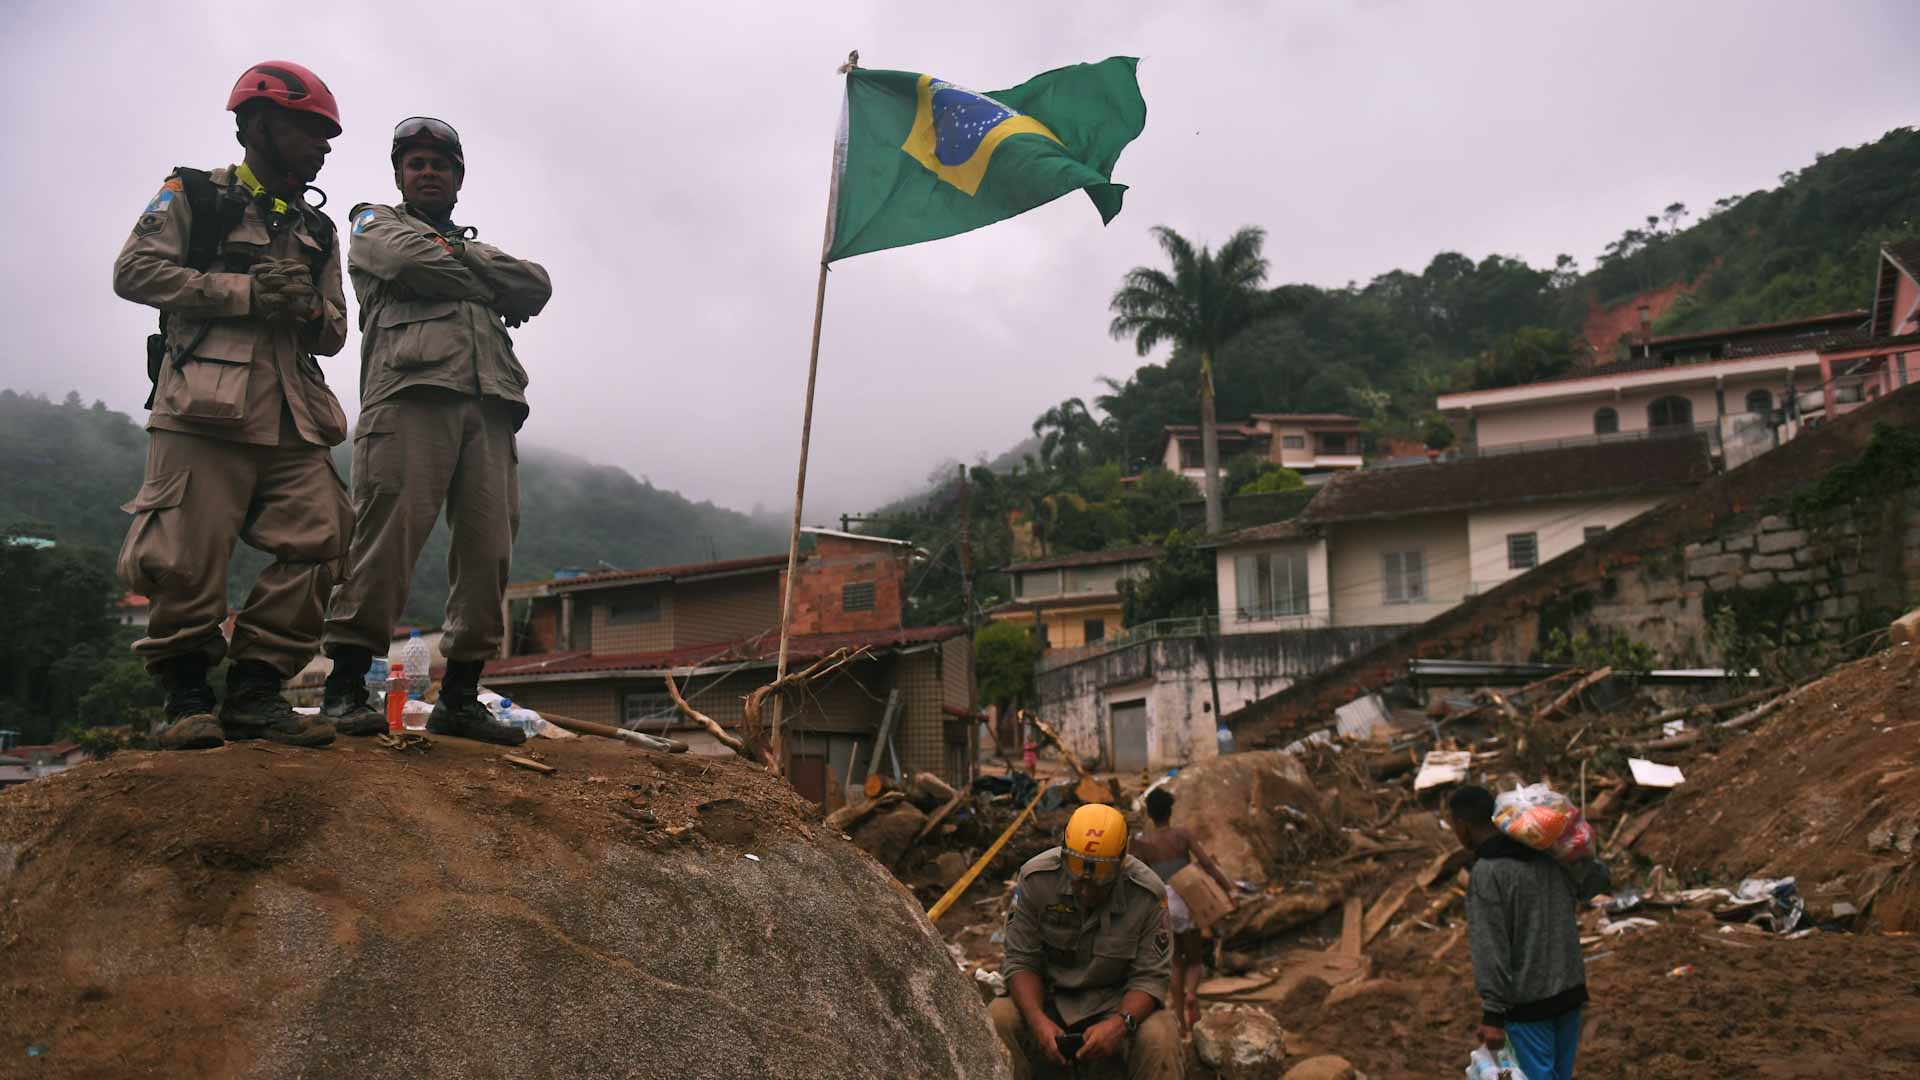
left=826, top=57, right=1147, bottom=262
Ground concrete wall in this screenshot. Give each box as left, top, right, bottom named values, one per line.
left=1325, top=513, right=1472, bottom=627
left=1229, top=384, right=1920, bottom=745
left=1034, top=625, right=1407, bottom=770
left=1466, top=495, right=1669, bottom=595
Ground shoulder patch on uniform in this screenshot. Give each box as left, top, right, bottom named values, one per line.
left=353, top=208, right=378, bottom=235
left=1154, top=928, right=1170, bottom=956
left=143, top=189, right=175, bottom=215
left=132, top=212, right=164, bottom=238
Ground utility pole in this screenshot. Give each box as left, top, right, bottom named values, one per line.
left=958, top=464, right=974, bottom=632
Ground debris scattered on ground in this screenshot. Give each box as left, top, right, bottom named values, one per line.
left=1193, top=1005, right=1288, bottom=1077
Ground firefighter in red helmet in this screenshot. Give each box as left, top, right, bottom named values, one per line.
left=110, top=61, right=353, bottom=750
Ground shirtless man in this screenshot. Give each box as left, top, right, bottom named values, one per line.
left=1132, top=788, right=1234, bottom=1033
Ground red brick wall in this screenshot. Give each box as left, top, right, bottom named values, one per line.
left=780, top=536, right=909, bottom=636
left=524, top=601, right=559, bottom=654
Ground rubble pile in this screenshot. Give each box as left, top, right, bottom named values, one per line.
left=932, top=638, right=1920, bottom=1077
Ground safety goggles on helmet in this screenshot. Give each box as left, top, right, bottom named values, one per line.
left=1061, top=847, right=1125, bottom=885
left=391, top=117, right=464, bottom=167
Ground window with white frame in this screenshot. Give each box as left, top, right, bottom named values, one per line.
left=1383, top=549, right=1426, bottom=604
left=1234, top=548, right=1310, bottom=620
left=1281, top=435, right=1306, bottom=450
left=1508, top=532, right=1539, bottom=570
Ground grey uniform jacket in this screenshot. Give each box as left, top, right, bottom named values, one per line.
left=1002, top=848, right=1172, bottom=1027
left=346, top=202, right=552, bottom=429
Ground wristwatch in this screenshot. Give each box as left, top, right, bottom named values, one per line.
left=1118, top=1010, right=1138, bottom=1037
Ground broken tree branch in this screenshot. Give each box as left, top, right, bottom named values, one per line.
left=665, top=672, right=770, bottom=766
left=1533, top=667, right=1613, bottom=723
left=741, top=647, right=873, bottom=750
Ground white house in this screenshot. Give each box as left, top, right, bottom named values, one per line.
left=1210, top=436, right=1717, bottom=630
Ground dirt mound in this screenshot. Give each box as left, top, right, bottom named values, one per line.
left=1636, top=642, right=1920, bottom=929
left=1284, top=925, right=1920, bottom=1078
left=0, top=737, right=1010, bottom=1079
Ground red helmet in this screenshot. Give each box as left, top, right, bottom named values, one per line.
left=227, top=61, right=341, bottom=137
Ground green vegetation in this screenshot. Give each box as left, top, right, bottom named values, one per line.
left=1118, top=530, right=1216, bottom=626
left=1110, top=225, right=1275, bottom=532
left=1789, top=422, right=1920, bottom=522
left=862, top=126, right=1920, bottom=631
left=0, top=390, right=785, bottom=626
left=0, top=534, right=159, bottom=746
left=973, top=621, right=1039, bottom=715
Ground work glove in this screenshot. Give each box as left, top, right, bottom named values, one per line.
left=249, top=258, right=319, bottom=325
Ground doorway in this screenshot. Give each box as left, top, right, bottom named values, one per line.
left=1110, top=701, right=1148, bottom=773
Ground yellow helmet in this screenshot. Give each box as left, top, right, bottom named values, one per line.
left=1062, top=803, right=1129, bottom=885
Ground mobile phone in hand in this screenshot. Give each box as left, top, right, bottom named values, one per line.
left=1054, top=1032, right=1085, bottom=1059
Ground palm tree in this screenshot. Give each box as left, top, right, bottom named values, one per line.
left=1030, top=397, right=1099, bottom=473
left=1109, top=225, right=1271, bottom=533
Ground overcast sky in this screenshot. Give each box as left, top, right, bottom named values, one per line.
left=2, top=1, right=1911, bottom=525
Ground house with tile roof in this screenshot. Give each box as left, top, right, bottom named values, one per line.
left=1437, top=242, right=1920, bottom=469
left=1208, top=436, right=1718, bottom=632
left=984, top=545, right=1159, bottom=653
left=481, top=529, right=975, bottom=806
left=1160, top=412, right=1365, bottom=486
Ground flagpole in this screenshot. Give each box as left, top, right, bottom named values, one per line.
left=770, top=51, right=856, bottom=776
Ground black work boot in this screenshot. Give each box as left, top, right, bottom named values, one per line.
left=320, top=646, right=386, bottom=736
left=155, top=653, right=224, bottom=751
left=427, top=659, right=525, bottom=746
left=220, top=660, right=336, bottom=747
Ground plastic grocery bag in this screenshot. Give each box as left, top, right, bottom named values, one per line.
left=1550, top=808, right=1596, bottom=863
left=1465, top=1045, right=1532, bottom=1080
left=1494, top=784, right=1574, bottom=851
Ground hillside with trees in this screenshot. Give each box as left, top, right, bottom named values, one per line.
left=871, top=125, right=1920, bottom=634
left=0, top=390, right=786, bottom=627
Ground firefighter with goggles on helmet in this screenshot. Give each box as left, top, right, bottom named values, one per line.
left=993, top=803, right=1184, bottom=1078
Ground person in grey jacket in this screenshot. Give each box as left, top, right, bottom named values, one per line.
left=1449, top=784, right=1610, bottom=1080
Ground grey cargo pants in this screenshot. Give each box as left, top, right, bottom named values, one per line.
left=324, top=390, right=519, bottom=662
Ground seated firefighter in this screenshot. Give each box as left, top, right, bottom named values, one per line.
left=993, top=804, right=1184, bottom=1079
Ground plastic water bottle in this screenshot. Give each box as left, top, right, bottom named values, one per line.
left=365, top=655, right=390, bottom=697
left=403, top=630, right=432, bottom=700
left=499, top=697, right=541, bottom=738
left=386, top=662, right=407, bottom=734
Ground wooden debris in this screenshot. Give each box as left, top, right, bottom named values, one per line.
left=664, top=672, right=767, bottom=765
left=1533, top=666, right=1613, bottom=723
left=1417, top=848, right=1470, bottom=888
left=825, top=791, right=903, bottom=833
left=926, top=784, right=1046, bottom=922
left=503, top=754, right=555, bottom=775
left=907, top=790, right=966, bottom=850
left=1392, top=888, right=1464, bottom=939
left=1617, top=809, right=1662, bottom=849
left=1338, top=896, right=1364, bottom=957
left=1430, top=927, right=1464, bottom=962
left=1362, top=878, right=1419, bottom=944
